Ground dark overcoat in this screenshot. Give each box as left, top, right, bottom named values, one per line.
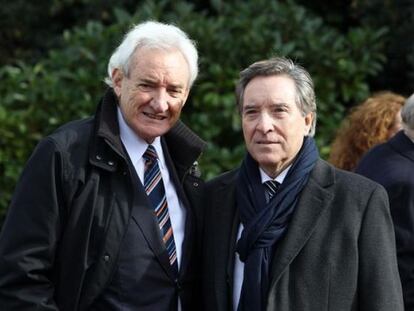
left=203, top=159, right=404, bottom=311
left=356, top=130, right=414, bottom=310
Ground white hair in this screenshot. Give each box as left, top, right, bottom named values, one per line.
left=402, top=93, right=414, bottom=139
left=105, top=21, right=198, bottom=88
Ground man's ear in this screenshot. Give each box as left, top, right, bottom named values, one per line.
left=304, top=112, right=313, bottom=135
left=112, top=68, right=123, bottom=97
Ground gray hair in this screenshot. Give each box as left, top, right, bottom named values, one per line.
left=402, top=93, right=414, bottom=135
left=235, top=56, right=317, bottom=136
left=105, top=21, right=198, bottom=88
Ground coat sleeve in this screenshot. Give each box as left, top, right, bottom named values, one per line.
left=388, top=181, right=414, bottom=310
left=358, top=185, right=404, bottom=310
left=0, top=138, right=65, bottom=310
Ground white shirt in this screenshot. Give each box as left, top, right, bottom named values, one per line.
left=117, top=108, right=186, bottom=270
left=233, top=166, right=291, bottom=311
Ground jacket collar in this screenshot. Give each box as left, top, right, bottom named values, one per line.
left=165, top=119, right=207, bottom=177
left=89, top=88, right=124, bottom=172
left=89, top=88, right=207, bottom=175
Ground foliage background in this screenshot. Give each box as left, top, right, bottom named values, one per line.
left=1, top=0, right=413, bottom=224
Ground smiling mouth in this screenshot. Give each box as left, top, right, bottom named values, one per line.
left=143, top=112, right=166, bottom=120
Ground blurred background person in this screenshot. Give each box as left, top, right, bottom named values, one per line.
left=329, top=91, right=405, bottom=171
left=356, top=93, right=414, bottom=310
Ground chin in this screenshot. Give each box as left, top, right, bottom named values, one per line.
left=254, top=155, right=277, bottom=165
left=138, top=124, right=169, bottom=137
left=144, top=132, right=164, bottom=141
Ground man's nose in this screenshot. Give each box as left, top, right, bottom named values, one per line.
left=151, top=89, right=169, bottom=112
left=257, top=112, right=274, bottom=133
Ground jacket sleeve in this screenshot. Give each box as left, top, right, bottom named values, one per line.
left=388, top=182, right=414, bottom=310
left=358, top=185, right=404, bottom=310
left=0, top=137, right=65, bottom=310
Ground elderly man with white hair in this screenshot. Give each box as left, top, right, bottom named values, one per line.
left=0, top=21, right=206, bottom=311
left=356, top=92, right=414, bottom=310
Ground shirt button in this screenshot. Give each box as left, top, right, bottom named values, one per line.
left=103, top=255, right=110, bottom=262
left=96, top=155, right=102, bottom=161
left=108, top=161, right=114, bottom=166
left=193, top=182, right=199, bottom=187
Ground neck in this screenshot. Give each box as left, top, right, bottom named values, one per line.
left=261, top=165, right=285, bottom=179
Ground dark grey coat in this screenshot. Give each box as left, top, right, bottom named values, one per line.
left=356, top=130, right=414, bottom=309
left=203, top=159, right=404, bottom=311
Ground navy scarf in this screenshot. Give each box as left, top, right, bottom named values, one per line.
left=236, top=136, right=319, bottom=311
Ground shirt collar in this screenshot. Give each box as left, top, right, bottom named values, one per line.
left=117, top=107, right=164, bottom=169
left=259, top=165, right=291, bottom=184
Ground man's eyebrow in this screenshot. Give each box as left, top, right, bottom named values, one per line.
left=243, top=103, right=258, bottom=109
left=137, top=78, right=156, bottom=84
left=271, top=102, right=289, bottom=107
left=168, top=82, right=186, bottom=90
left=137, top=78, right=185, bottom=89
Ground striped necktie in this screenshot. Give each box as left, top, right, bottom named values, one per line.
left=264, top=180, right=280, bottom=203
left=143, top=145, right=178, bottom=274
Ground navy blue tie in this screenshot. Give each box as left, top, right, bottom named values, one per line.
left=264, top=180, right=280, bottom=203
left=143, top=145, right=178, bottom=274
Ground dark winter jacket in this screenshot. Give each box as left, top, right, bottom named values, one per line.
left=0, top=88, right=206, bottom=310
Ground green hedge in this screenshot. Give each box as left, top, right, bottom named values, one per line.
left=0, top=0, right=387, bottom=222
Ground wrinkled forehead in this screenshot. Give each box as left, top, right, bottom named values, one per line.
left=128, top=47, right=191, bottom=86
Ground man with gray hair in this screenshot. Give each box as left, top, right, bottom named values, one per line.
left=203, top=57, right=404, bottom=310
left=356, top=93, right=414, bottom=310
left=0, top=21, right=206, bottom=310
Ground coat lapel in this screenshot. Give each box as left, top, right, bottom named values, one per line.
left=161, top=138, right=194, bottom=278
left=268, top=160, right=334, bottom=288
left=211, top=170, right=239, bottom=307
